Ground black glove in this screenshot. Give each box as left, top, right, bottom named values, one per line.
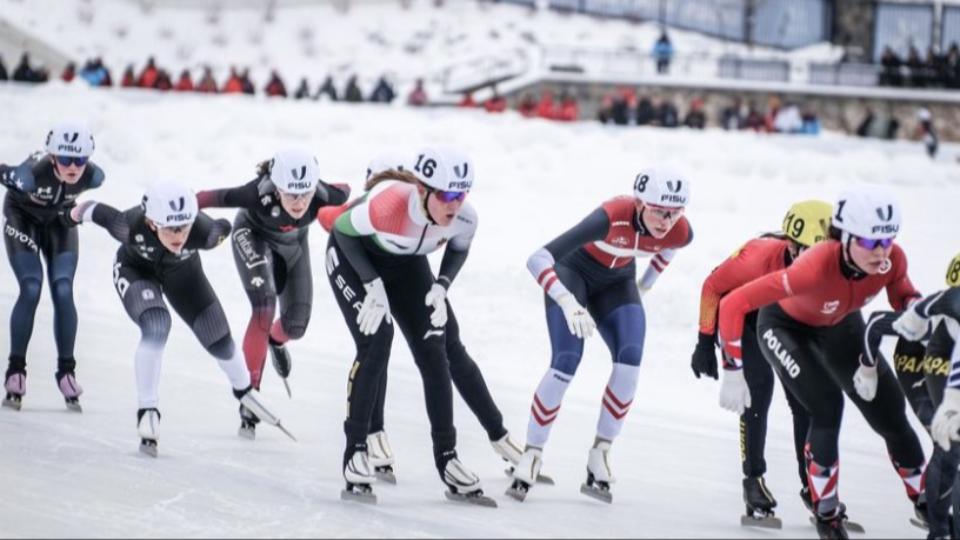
left=691, top=332, right=719, bottom=380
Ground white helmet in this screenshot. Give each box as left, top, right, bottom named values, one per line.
left=144, top=181, right=199, bottom=227
left=269, top=147, right=320, bottom=195
left=45, top=121, right=95, bottom=158
left=832, top=190, right=901, bottom=240
left=633, top=165, right=690, bottom=208
left=365, top=150, right=409, bottom=180
left=410, top=146, right=474, bottom=192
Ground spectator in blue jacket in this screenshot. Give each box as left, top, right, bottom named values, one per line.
left=653, top=31, right=674, bottom=74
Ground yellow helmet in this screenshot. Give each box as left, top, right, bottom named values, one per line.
left=947, top=253, right=960, bottom=288
left=782, top=200, right=833, bottom=248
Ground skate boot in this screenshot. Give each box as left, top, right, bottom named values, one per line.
left=367, top=430, right=396, bottom=484
left=341, top=442, right=376, bottom=504
left=801, top=488, right=864, bottom=534
left=580, top=439, right=614, bottom=504
left=3, top=372, right=25, bottom=411
left=3, top=356, right=26, bottom=410
left=238, top=404, right=259, bottom=440
left=506, top=446, right=543, bottom=502
left=910, top=495, right=929, bottom=530
left=233, top=386, right=296, bottom=441
left=439, top=450, right=496, bottom=507
left=55, top=359, right=83, bottom=412
left=137, top=408, right=161, bottom=457
left=740, top=476, right=781, bottom=528
left=814, top=510, right=850, bottom=539
left=268, top=337, right=292, bottom=398
left=496, top=433, right=555, bottom=485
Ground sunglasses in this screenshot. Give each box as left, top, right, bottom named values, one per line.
left=854, top=237, right=894, bottom=250
left=159, top=224, right=190, bottom=234
left=278, top=190, right=313, bottom=202
left=434, top=190, right=467, bottom=203
left=55, top=156, right=88, bottom=168
left=646, top=204, right=684, bottom=220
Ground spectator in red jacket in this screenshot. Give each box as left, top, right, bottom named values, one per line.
left=536, top=89, right=557, bottom=120
left=458, top=91, right=476, bottom=108
left=517, top=93, right=537, bottom=117
left=407, top=78, right=428, bottom=106
left=138, top=57, right=159, bottom=88
left=557, top=90, right=578, bottom=121
left=121, top=64, right=137, bottom=88
left=223, top=67, right=244, bottom=94
left=264, top=70, right=287, bottom=97
left=61, top=62, right=76, bottom=83
left=174, top=69, right=194, bottom=92
left=196, top=66, right=218, bottom=93
left=154, top=69, right=173, bottom=91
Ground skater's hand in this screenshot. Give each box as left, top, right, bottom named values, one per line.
left=719, top=368, right=751, bottom=415
left=68, top=200, right=96, bottom=225
left=357, top=278, right=391, bottom=335
left=556, top=293, right=595, bottom=339
left=691, top=332, right=719, bottom=380
left=852, top=360, right=878, bottom=402
left=424, top=282, right=448, bottom=328
left=932, top=389, right=960, bottom=451
left=893, top=307, right=929, bottom=342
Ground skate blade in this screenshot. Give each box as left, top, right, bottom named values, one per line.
left=275, top=422, right=297, bottom=442
left=374, top=470, right=397, bottom=484
left=445, top=490, right=498, bottom=508
left=341, top=488, right=377, bottom=505
left=809, top=516, right=865, bottom=534
left=2, top=398, right=22, bottom=411
left=505, top=481, right=530, bottom=502
left=281, top=377, right=292, bottom=399
left=139, top=441, right=158, bottom=458
left=238, top=426, right=256, bottom=440
left=740, top=514, right=782, bottom=529
left=580, top=483, right=613, bottom=504
left=909, top=517, right=928, bottom=531
left=65, top=399, right=82, bottom=412
left=505, top=467, right=555, bottom=485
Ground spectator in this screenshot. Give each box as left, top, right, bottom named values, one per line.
left=223, top=67, right=244, bottom=93
left=879, top=46, right=903, bottom=87
left=240, top=68, right=255, bottom=95
left=682, top=97, right=706, bottom=129
left=316, top=75, right=338, bottom=101
left=763, top=95, right=781, bottom=132
left=483, top=85, right=507, bottom=113
left=196, top=67, right=218, bottom=93
left=658, top=98, right=679, bottom=127
left=557, top=90, right=578, bottom=121
left=458, top=91, right=476, bottom=108
left=536, top=89, right=557, bottom=119
left=293, top=78, right=311, bottom=100
left=906, top=44, right=924, bottom=87
left=743, top=102, right=765, bottom=131
left=154, top=69, right=173, bottom=91
left=80, top=58, right=110, bottom=87
left=138, top=56, right=159, bottom=88
left=856, top=107, right=899, bottom=140
left=721, top=97, right=743, bottom=130
left=635, top=94, right=656, bottom=125
left=13, top=53, right=38, bottom=83
left=0, top=54, right=7, bottom=81
left=945, top=42, right=960, bottom=89
left=264, top=70, right=287, bottom=97
left=61, top=62, right=76, bottom=83
left=915, top=107, right=938, bottom=158
left=609, top=90, right=632, bottom=126
left=120, top=64, right=137, bottom=87
left=406, top=78, right=427, bottom=106
left=517, top=93, right=537, bottom=117
left=653, top=30, right=674, bottom=74
left=597, top=94, right=614, bottom=124
left=369, top=75, right=396, bottom=103
left=800, top=105, right=820, bottom=135
left=343, top=75, right=363, bottom=103
left=95, top=58, right=113, bottom=87
left=772, top=101, right=803, bottom=133
left=926, top=46, right=946, bottom=87
left=174, top=69, right=194, bottom=92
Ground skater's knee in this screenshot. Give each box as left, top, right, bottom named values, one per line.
left=551, top=351, right=582, bottom=376
left=18, top=277, right=42, bottom=304
left=207, top=335, right=236, bottom=360
left=280, top=303, right=310, bottom=340
left=50, top=278, right=74, bottom=307
left=614, top=344, right=643, bottom=367
left=139, top=308, right=171, bottom=344
left=250, top=300, right=276, bottom=332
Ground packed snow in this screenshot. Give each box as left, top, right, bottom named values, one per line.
left=0, top=83, right=957, bottom=538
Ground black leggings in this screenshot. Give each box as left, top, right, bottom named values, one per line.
left=740, top=310, right=809, bottom=488
left=326, top=235, right=455, bottom=472
left=3, top=200, right=79, bottom=370
left=757, top=304, right=924, bottom=515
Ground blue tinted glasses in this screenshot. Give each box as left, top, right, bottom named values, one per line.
left=55, top=156, right=88, bottom=168
left=854, top=237, right=894, bottom=250
left=435, top=190, right=466, bottom=203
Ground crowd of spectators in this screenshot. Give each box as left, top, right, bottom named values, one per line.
left=0, top=53, right=50, bottom=83
left=879, top=42, right=960, bottom=89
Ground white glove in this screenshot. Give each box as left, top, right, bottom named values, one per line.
left=853, top=362, right=878, bottom=402
left=893, top=307, right=929, bottom=342
left=357, top=278, right=391, bottom=335
left=556, top=293, right=595, bottom=339
left=70, top=200, right=97, bottom=224
left=719, top=369, right=751, bottom=415
left=932, top=388, right=960, bottom=451
left=424, top=283, right=448, bottom=328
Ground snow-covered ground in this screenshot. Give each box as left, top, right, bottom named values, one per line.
left=0, top=0, right=842, bottom=95
left=0, top=84, right=957, bottom=538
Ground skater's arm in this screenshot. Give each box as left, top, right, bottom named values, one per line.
left=187, top=212, right=232, bottom=250
left=316, top=180, right=350, bottom=206
left=527, top=207, right=609, bottom=303
left=437, top=205, right=477, bottom=288
left=83, top=202, right=132, bottom=242
left=862, top=311, right=900, bottom=368
left=196, top=179, right=259, bottom=209
left=0, top=155, right=38, bottom=192
left=885, top=247, right=921, bottom=310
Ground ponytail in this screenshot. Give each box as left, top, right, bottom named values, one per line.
left=364, top=168, right=421, bottom=192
